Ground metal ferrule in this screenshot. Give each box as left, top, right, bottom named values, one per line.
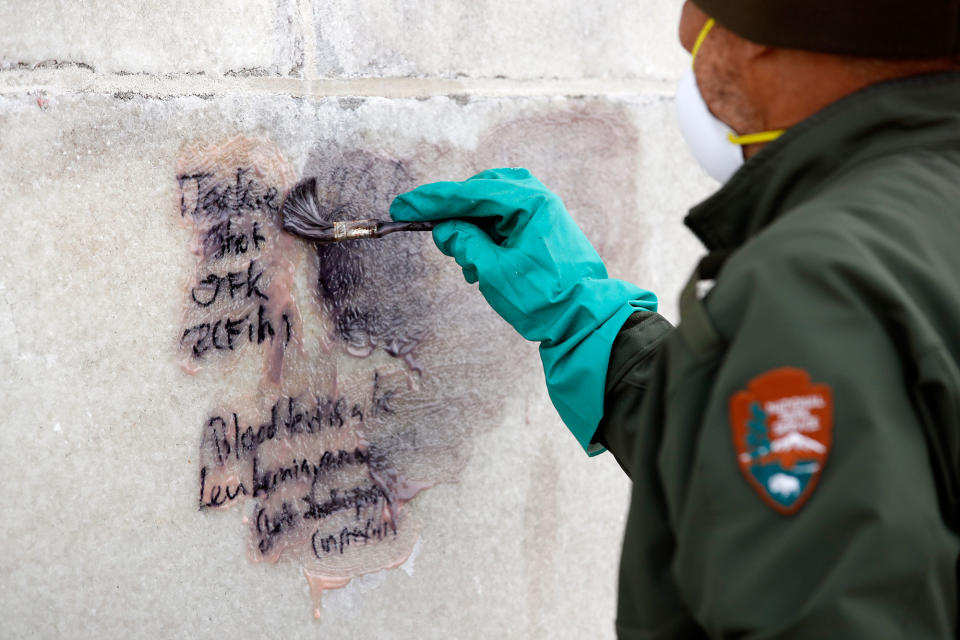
left=333, top=220, right=379, bottom=241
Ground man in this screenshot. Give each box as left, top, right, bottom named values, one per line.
left=390, top=1, right=960, bottom=637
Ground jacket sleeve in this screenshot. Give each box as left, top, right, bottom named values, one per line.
left=593, top=310, right=675, bottom=478
left=609, top=226, right=957, bottom=638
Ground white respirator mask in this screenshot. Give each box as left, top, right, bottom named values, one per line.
left=675, top=19, right=784, bottom=183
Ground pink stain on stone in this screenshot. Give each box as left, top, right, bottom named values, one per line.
left=176, top=136, right=499, bottom=616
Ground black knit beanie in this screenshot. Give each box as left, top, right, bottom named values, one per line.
left=694, top=0, right=960, bottom=58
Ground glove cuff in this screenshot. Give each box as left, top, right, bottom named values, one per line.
left=539, top=285, right=657, bottom=455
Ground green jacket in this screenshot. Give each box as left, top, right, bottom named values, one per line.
left=597, top=71, right=960, bottom=638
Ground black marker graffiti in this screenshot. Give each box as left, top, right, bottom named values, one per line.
left=177, top=164, right=297, bottom=363
left=248, top=481, right=400, bottom=555
left=199, top=393, right=374, bottom=470
left=190, top=259, right=269, bottom=307
left=252, top=449, right=371, bottom=499
left=201, top=219, right=266, bottom=261
left=198, top=373, right=404, bottom=510
left=312, top=519, right=398, bottom=558
left=180, top=304, right=290, bottom=358
left=178, top=167, right=280, bottom=221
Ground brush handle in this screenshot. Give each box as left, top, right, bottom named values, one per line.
left=374, top=221, right=438, bottom=236
left=318, top=219, right=438, bottom=243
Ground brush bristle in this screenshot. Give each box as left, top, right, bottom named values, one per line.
left=281, top=177, right=333, bottom=239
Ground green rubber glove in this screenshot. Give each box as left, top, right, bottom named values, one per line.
left=390, top=168, right=657, bottom=454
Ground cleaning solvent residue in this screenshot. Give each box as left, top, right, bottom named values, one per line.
left=176, top=135, right=511, bottom=618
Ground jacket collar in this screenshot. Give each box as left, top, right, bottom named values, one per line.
left=685, top=70, right=960, bottom=251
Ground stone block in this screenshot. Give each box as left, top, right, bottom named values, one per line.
left=314, top=0, right=689, bottom=80
left=0, top=90, right=709, bottom=639
left=0, top=0, right=302, bottom=75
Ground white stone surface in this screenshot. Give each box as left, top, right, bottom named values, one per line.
left=0, top=0, right=303, bottom=75
left=313, top=0, right=689, bottom=80
left=0, top=3, right=715, bottom=636
left=0, top=88, right=710, bottom=639
left=1, top=0, right=690, bottom=82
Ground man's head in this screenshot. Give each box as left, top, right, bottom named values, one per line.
left=678, top=0, right=960, bottom=158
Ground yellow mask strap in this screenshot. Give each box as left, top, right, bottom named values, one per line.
left=690, top=18, right=715, bottom=67
left=690, top=18, right=786, bottom=146
left=728, top=130, right=785, bottom=145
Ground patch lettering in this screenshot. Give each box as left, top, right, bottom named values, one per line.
left=729, top=368, right=833, bottom=515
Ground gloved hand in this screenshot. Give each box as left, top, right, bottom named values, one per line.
left=390, top=168, right=657, bottom=453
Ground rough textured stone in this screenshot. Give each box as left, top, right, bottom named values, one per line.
left=0, top=0, right=303, bottom=75
left=0, top=89, right=711, bottom=638
left=0, top=0, right=690, bottom=82
left=313, top=0, right=689, bottom=80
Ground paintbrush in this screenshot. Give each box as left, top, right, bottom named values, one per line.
left=280, top=177, right=437, bottom=244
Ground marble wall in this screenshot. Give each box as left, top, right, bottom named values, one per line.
left=0, top=2, right=712, bottom=638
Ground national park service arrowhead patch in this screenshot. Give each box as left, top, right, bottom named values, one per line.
left=729, top=368, right=833, bottom=515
